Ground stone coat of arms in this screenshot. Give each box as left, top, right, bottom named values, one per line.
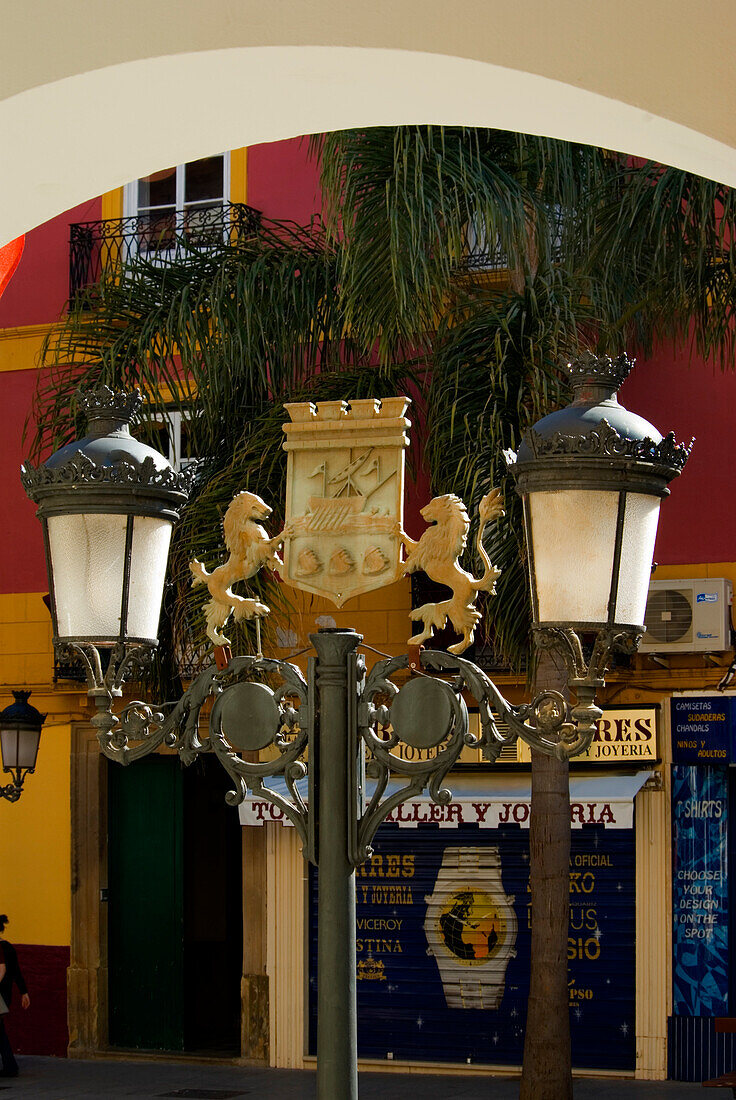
left=281, top=398, right=410, bottom=606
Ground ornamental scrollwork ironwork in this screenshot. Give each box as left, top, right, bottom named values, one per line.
left=355, top=653, right=475, bottom=863
left=69, top=204, right=262, bottom=299
left=57, top=641, right=155, bottom=701
left=534, top=622, right=643, bottom=683
left=77, top=386, right=143, bottom=421
left=0, top=780, right=24, bottom=803
left=352, top=642, right=607, bottom=864
left=88, top=636, right=613, bottom=869
left=520, top=419, right=693, bottom=470
left=91, top=654, right=312, bottom=853
left=20, top=450, right=198, bottom=498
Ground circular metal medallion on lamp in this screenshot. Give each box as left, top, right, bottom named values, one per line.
left=389, top=676, right=455, bottom=749
left=210, top=681, right=282, bottom=752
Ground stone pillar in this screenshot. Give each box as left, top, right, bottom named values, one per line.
left=241, top=822, right=269, bottom=1062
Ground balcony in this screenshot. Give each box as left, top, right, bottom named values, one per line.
left=69, top=202, right=262, bottom=302
left=456, top=204, right=565, bottom=277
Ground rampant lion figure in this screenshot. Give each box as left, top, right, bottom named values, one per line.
left=189, top=491, right=287, bottom=646
left=398, top=488, right=505, bottom=655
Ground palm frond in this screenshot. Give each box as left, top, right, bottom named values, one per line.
left=425, top=271, right=586, bottom=668
left=316, top=128, right=617, bottom=362
left=585, top=163, right=736, bottom=363
left=33, top=127, right=736, bottom=689
left=30, top=217, right=356, bottom=460
left=317, top=127, right=532, bottom=359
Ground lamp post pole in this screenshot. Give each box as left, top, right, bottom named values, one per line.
left=313, top=628, right=362, bottom=1100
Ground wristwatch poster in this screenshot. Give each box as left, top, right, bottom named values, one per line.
left=424, top=845, right=518, bottom=1010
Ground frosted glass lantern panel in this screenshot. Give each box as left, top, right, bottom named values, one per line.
left=47, top=513, right=128, bottom=638
left=614, top=493, right=660, bottom=625
left=126, top=517, right=172, bottom=641
left=1, top=727, right=40, bottom=770
left=529, top=490, right=618, bottom=623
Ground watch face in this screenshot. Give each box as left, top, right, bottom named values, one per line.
left=435, top=888, right=510, bottom=967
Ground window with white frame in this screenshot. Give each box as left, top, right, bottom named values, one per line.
left=149, top=410, right=199, bottom=473
left=464, top=202, right=564, bottom=272
left=124, top=154, right=230, bottom=256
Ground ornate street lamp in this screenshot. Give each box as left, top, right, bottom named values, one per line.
left=22, top=373, right=690, bottom=1097
left=505, top=351, right=692, bottom=737
left=0, top=691, right=46, bottom=802
left=21, top=386, right=196, bottom=698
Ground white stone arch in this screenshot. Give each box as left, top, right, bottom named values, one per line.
left=2, top=0, right=736, bottom=242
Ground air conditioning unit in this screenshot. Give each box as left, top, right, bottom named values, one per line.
left=640, top=577, right=732, bottom=654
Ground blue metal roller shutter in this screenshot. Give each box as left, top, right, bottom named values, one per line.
left=308, top=820, right=635, bottom=1070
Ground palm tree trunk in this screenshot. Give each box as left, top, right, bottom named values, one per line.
left=520, top=647, right=572, bottom=1100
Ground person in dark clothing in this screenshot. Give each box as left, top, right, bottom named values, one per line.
left=0, top=915, right=30, bottom=1078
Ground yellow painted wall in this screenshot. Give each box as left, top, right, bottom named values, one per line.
left=270, top=578, right=412, bottom=675
left=0, top=324, right=51, bottom=373
left=100, top=187, right=123, bottom=221
left=0, top=715, right=72, bottom=947
left=230, top=147, right=247, bottom=204
left=1, top=592, right=54, bottom=688
left=0, top=592, right=86, bottom=713
left=0, top=593, right=86, bottom=948
left=652, top=560, right=736, bottom=590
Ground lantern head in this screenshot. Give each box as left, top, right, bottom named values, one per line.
left=21, top=387, right=195, bottom=651
left=505, top=352, right=692, bottom=646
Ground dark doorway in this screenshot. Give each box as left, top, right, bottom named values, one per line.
left=108, top=755, right=185, bottom=1051
left=107, top=754, right=243, bottom=1055
left=183, top=755, right=243, bottom=1054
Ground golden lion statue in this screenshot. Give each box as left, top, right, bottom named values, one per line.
left=398, top=488, right=504, bottom=655
left=189, top=491, right=286, bottom=646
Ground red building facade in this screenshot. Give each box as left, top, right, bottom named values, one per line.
left=0, top=135, right=734, bottom=1081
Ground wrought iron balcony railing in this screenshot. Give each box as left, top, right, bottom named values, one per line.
left=69, top=202, right=262, bottom=302
left=456, top=205, right=566, bottom=275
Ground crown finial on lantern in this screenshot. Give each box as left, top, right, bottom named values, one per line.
left=76, top=386, right=143, bottom=424
left=566, top=351, right=635, bottom=402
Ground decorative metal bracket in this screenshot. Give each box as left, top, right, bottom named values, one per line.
left=355, top=654, right=471, bottom=863
left=533, top=622, right=643, bottom=750
left=92, top=651, right=313, bottom=856
left=351, top=637, right=619, bottom=862
left=60, top=641, right=156, bottom=701
left=89, top=631, right=613, bottom=869
left=0, top=776, right=25, bottom=803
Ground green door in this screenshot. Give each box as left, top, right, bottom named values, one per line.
left=108, top=755, right=185, bottom=1051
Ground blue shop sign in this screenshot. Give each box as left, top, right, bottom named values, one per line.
left=672, top=765, right=729, bottom=1016
left=671, top=696, right=735, bottom=764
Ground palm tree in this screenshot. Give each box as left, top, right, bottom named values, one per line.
left=31, top=215, right=417, bottom=694
left=31, top=127, right=736, bottom=1097
left=315, top=130, right=736, bottom=1097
